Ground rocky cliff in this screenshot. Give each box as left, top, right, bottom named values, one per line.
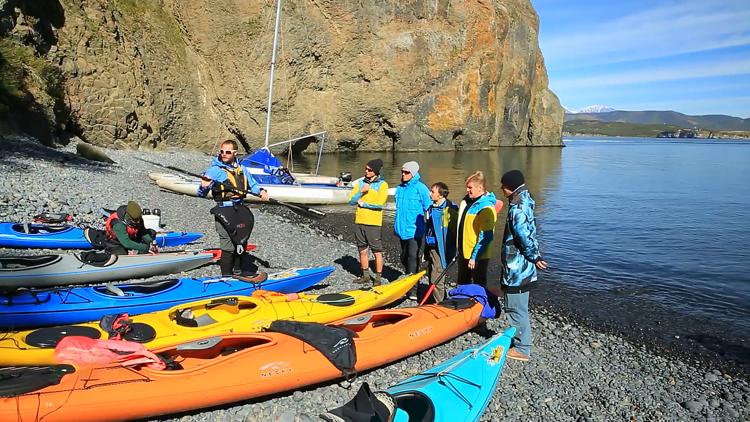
left=1, top=0, right=563, bottom=151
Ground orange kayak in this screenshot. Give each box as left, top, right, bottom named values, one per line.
left=0, top=299, right=482, bottom=422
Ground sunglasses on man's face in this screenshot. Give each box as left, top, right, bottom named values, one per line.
left=364, top=167, right=374, bottom=172
left=220, top=149, right=236, bottom=155
left=401, top=170, right=411, bottom=175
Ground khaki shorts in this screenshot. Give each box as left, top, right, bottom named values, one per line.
left=354, top=224, right=383, bottom=252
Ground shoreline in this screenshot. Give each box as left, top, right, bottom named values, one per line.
left=288, top=207, right=750, bottom=380
left=1, top=137, right=748, bottom=421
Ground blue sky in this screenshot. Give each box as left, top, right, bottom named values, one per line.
left=531, top=0, right=750, bottom=117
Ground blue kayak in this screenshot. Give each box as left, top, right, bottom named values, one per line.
left=322, top=327, right=514, bottom=422
left=0, top=222, right=203, bottom=249
left=386, top=327, right=515, bottom=422
left=0, top=266, right=334, bottom=329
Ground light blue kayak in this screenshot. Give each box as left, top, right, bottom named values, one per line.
left=386, top=327, right=515, bottom=422
left=322, top=327, right=515, bottom=422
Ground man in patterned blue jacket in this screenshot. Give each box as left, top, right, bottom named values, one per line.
left=500, top=170, right=548, bottom=362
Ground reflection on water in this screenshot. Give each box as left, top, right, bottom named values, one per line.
left=285, top=147, right=563, bottom=214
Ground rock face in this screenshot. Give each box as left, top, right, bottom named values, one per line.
left=5, top=0, right=563, bottom=151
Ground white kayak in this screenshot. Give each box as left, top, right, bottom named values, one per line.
left=155, top=176, right=352, bottom=205
left=150, top=172, right=395, bottom=202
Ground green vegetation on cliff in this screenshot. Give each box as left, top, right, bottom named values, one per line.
left=112, top=0, right=186, bottom=62
left=0, top=38, right=66, bottom=142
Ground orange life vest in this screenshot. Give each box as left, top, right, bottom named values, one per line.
left=212, top=165, right=248, bottom=201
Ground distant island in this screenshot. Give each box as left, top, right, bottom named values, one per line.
left=564, top=109, right=750, bottom=139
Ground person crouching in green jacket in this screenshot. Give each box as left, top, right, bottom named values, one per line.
left=103, top=201, right=157, bottom=255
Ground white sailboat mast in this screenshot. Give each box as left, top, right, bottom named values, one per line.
left=263, top=0, right=283, bottom=149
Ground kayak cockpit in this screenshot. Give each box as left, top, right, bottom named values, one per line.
left=170, top=297, right=259, bottom=328
left=11, top=223, right=72, bottom=235
left=392, top=391, right=435, bottom=422
left=0, top=255, right=62, bottom=270
left=93, top=279, right=181, bottom=297
left=156, top=335, right=273, bottom=371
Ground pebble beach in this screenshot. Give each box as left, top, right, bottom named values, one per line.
left=1, top=136, right=748, bottom=422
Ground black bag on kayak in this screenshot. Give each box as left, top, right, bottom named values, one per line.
left=84, top=227, right=109, bottom=250
left=32, top=212, right=73, bottom=224
left=320, top=382, right=396, bottom=422
left=0, top=365, right=75, bottom=397
left=210, top=203, right=254, bottom=253
left=267, top=320, right=357, bottom=376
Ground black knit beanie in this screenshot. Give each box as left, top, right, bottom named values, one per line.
left=501, top=170, right=525, bottom=191
left=366, top=158, right=383, bottom=175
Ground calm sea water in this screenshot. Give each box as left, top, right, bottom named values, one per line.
left=288, top=137, right=750, bottom=365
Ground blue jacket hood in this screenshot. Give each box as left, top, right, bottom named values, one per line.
left=469, top=191, right=497, bottom=213
left=400, top=171, right=423, bottom=186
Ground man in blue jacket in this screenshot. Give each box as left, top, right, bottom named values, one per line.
left=394, top=161, right=432, bottom=279
left=198, top=140, right=269, bottom=279
left=423, top=182, right=458, bottom=302
left=499, top=169, right=548, bottom=362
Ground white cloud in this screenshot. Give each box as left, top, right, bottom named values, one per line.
left=552, top=57, right=750, bottom=90
left=541, top=0, right=750, bottom=66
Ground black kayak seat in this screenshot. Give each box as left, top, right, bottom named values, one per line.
left=121, top=323, right=157, bottom=343
left=316, top=293, right=355, bottom=307
left=77, top=251, right=117, bottom=267
left=437, top=297, right=475, bottom=310
left=393, top=391, right=435, bottom=422
left=12, top=224, right=70, bottom=235
left=0, top=255, right=62, bottom=271
left=25, top=325, right=102, bottom=348
left=0, top=365, right=75, bottom=398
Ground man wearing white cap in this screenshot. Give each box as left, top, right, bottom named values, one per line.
left=394, top=161, right=432, bottom=281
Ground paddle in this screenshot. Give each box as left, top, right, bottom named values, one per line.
left=136, top=157, right=326, bottom=220
left=418, top=256, right=457, bottom=306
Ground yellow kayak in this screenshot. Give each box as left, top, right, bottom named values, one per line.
left=0, top=272, right=422, bottom=365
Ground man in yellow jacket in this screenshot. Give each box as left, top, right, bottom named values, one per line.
left=348, top=159, right=389, bottom=286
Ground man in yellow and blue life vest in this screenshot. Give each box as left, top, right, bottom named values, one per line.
left=198, top=140, right=269, bottom=279
left=348, top=158, right=389, bottom=286
left=456, top=171, right=497, bottom=288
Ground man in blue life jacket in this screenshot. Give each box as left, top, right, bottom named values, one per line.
left=198, top=140, right=269, bottom=280
left=394, top=161, right=432, bottom=282
left=499, top=169, right=548, bottom=362
left=423, top=182, right=458, bottom=302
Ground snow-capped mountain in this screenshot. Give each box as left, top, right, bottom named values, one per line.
left=575, top=105, right=616, bottom=114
